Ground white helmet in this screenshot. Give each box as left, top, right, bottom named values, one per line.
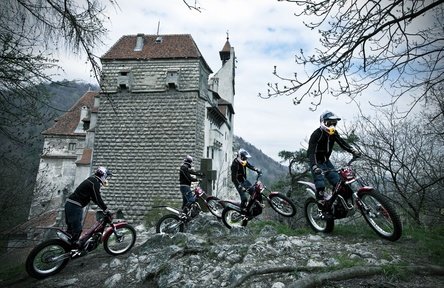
left=184, top=155, right=193, bottom=164
left=95, top=166, right=112, bottom=184
left=320, top=111, right=341, bottom=135
left=238, top=148, right=251, bottom=161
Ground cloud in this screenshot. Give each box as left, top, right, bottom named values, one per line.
left=54, top=0, right=384, bottom=161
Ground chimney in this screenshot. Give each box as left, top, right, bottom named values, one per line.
left=134, top=33, right=144, bottom=51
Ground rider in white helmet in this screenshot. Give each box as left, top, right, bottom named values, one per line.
left=65, top=166, right=112, bottom=248
left=307, top=111, right=361, bottom=212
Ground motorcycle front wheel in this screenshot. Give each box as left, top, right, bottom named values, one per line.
left=206, top=196, right=224, bottom=218
left=25, top=239, right=71, bottom=279
left=304, top=198, right=334, bottom=233
left=104, top=224, right=137, bottom=255
left=221, top=207, right=248, bottom=229
left=268, top=193, right=297, bottom=217
left=156, top=214, right=185, bottom=234
left=358, top=190, right=402, bottom=241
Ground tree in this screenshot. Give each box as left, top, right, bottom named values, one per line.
left=263, top=0, right=444, bottom=114
left=0, top=0, right=116, bottom=143
left=351, top=106, right=444, bottom=226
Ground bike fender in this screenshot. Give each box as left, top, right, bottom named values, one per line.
left=357, top=186, right=374, bottom=193
left=103, top=221, right=129, bottom=240
left=297, top=181, right=316, bottom=197
left=225, top=202, right=241, bottom=211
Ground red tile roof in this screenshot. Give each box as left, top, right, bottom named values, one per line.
left=101, top=34, right=212, bottom=72
left=102, top=34, right=203, bottom=60
left=76, top=148, right=92, bottom=165
left=43, top=91, right=98, bottom=136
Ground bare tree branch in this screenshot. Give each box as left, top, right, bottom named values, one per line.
left=264, top=0, right=444, bottom=114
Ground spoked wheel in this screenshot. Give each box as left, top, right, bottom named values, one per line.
left=104, top=224, right=137, bottom=255
left=25, top=239, right=71, bottom=279
left=206, top=196, right=224, bottom=218
left=156, top=214, right=185, bottom=234
left=358, top=190, right=402, bottom=241
left=304, top=198, right=334, bottom=233
left=268, top=193, right=297, bottom=217
left=221, top=207, right=248, bottom=229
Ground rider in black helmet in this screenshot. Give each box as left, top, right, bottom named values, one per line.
left=65, top=166, right=112, bottom=248
left=307, top=111, right=361, bottom=211
left=231, top=148, right=261, bottom=211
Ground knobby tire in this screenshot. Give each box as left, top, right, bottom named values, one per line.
left=25, top=239, right=71, bottom=279
left=104, top=223, right=137, bottom=255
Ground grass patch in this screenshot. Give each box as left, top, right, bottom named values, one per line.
left=381, top=264, right=410, bottom=281
left=249, top=220, right=312, bottom=236
left=335, top=254, right=366, bottom=269
left=0, top=263, right=26, bottom=284
left=403, top=225, right=444, bottom=266
left=329, top=221, right=380, bottom=240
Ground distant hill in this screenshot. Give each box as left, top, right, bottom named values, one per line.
left=233, top=136, right=287, bottom=185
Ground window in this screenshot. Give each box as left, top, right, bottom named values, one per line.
left=68, top=143, right=76, bottom=151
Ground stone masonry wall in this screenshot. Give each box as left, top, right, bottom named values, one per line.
left=100, top=59, right=202, bottom=93
left=92, top=90, right=206, bottom=222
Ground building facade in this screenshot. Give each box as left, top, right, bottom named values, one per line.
left=29, top=34, right=236, bottom=222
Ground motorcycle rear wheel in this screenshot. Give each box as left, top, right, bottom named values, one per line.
left=221, top=207, right=248, bottom=229
left=104, top=224, right=137, bottom=255
left=25, top=239, right=71, bottom=279
left=206, top=196, right=224, bottom=218
left=358, top=190, right=402, bottom=241
left=304, top=198, right=334, bottom=233
left=268, top=193, right=296, bottom=217
left=156, top=214, right=185, bottom=234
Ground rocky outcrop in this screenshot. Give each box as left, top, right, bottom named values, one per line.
left=14, top=212, right=444, bottom=288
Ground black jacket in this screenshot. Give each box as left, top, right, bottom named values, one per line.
left=231, top=158, right=256, bottom=188
left=179, top=162, right=199, bottom=186
left=67, top=176, right=107, bottom=211
left=307, top=128, right=354, bottom=167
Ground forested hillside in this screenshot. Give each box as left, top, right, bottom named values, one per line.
left=0, top=81, right=98, bottom=234
left=233, top=136, right=287, bottom=185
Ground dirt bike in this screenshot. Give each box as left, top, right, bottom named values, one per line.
left=155, top=180, right=224, bottom=234
left=26, top=209, right=136, bottom=279
left=299, top=157, right=402, bottom=241
left=221, top=172, right=297, bottom=229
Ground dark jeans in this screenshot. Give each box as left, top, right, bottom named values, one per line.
left=180, top=185, right=196, bottom=209
left=235, top=180, right=253, bottom=208
left=312, top=160, right=340, bottom=196
left=64, top=202, right=84, bottom=242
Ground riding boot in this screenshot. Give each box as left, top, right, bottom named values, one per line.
left=315, top=189, right=325, bottom=210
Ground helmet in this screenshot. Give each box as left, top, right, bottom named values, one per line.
left=238, top=148, right=251, bottom=161
left=184, top=155, right=193, bottom=164
left=320, top=111, right=341, bottom=135
left=95, top=166, right=112, bottom=184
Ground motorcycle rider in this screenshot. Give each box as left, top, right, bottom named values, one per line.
left=307, top=111, right=361, bottom=212
left=231, top=148, right=261, bottom=212
left=179, top=155, right=202, bottom=212
left=64, top=166, right=112, bottom=248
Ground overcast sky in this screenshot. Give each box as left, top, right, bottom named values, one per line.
left=55, top=0, right=389, bottom=162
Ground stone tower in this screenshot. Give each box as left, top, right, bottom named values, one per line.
left=92, top=34, right=236, bottom=221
